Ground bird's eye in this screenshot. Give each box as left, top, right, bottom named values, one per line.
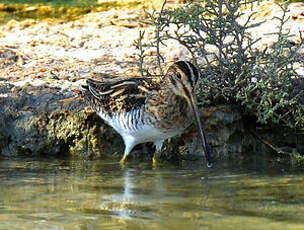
left=176, top=73, right=182, bottom=79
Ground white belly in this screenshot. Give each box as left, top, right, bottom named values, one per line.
left=98, top=110, right=185, bottom=146
left=119, top=123, right=180, bottom=145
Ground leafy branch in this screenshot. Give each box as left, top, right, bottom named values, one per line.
left=135, top=0, right=304, bottom=130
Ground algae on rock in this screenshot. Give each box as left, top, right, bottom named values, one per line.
left=0, top=82, right=123, bottom=157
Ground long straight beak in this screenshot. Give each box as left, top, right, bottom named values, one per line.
left=187, top=93, right=213, bottom=167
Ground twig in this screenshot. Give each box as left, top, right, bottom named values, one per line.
left=249, top=129, right=293, bottom=157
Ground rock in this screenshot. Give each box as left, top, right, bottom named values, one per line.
left=0, top=83, right=123, bottom=157
left=0, top=48, right=24, bottom=68
left=1, top=80, right=303, bottom=162
left=154, top=105, right=251, bottom=162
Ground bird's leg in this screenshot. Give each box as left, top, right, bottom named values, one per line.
left=152, top=141, right=164, bottom=165
left=120, top=154, right=129, bottom=164
left=120, top=139, right=135, bottom=164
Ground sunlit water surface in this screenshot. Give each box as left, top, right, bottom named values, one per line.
left=1, top=156, right=304, bottom=230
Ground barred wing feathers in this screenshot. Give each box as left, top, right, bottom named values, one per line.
left=83, top=77, right=161, bottom=118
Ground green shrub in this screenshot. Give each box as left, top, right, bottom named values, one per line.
left=135, top=0, right=304, bottom=130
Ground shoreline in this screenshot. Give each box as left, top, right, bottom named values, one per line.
left=0, top=0, right=304, bottom=161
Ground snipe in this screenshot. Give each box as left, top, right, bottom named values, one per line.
left=81, top=61, right=212, bottom=167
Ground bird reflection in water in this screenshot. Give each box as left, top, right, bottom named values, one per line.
left=98, top=169, right=137, bottom=219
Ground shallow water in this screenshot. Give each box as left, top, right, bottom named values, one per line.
left=0, top=156, right=304, bottom=230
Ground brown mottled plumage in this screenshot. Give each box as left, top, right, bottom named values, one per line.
left=81, top=61, right=212, bottom=166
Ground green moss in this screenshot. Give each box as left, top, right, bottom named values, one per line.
left=291, top=153, right=304, bottom=167
left=28, top=108, right=113, bottom=157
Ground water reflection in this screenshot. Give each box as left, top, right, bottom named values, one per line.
left=0, top=156, right=304, bottom=229
left=98, top=168, right=136, bottom=219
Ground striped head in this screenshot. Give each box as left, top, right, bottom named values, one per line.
left=165, top=61, right=200, bottom=102
left=165, top=61, right=213, bottom=166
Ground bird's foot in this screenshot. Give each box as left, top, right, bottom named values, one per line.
left=152, top=155, right=157, bottom=165
left=120, top=154, right=129, bottom=164
left=152, top=150, right=166, bottom=167
left=152, top=155, right=163, bottom=167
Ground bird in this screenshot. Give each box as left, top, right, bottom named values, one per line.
left=80, top=61, right=212, bottom=167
